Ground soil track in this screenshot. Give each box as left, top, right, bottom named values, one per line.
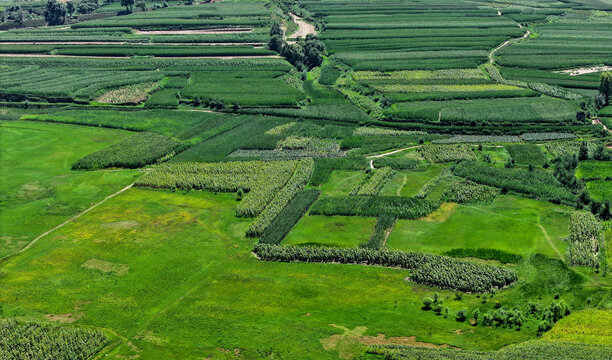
left=288, top=13, right=316, bottom=39
left=489, top=28, right=530, bottom=64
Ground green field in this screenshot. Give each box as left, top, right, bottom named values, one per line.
left=0, top=121, right=139, bottom=258
left=0, top=0, right=611, bottom=358
left=387, top=196, right=571, bottom=260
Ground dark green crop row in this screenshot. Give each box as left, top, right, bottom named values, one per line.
left=310, top=195, right=439, bottom=219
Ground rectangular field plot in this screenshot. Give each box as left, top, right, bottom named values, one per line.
left=386, top=196, right=572, bottom=260
left=575, top=161, right=612, bottom=180
left=319, top=170, right=369, bottom=196
left=380, top=165, right=447, bottom=197
left=586, top=180, right=612, bottom=202
left=283, top=215, right=376, bottom=247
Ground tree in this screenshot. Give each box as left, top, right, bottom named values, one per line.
left=576, top=111, right=586, bottom=123
left=121, top=0, right=134, bottom=12
left=268, top=35, right=284, bottom=52
left=472, top=309, right=480, bottom=325
left=270, top=22, right=283, bottom=37
left=599, top=71, right=612, bottom=105
left=77, top=0, right=99, bottom=15
left=44, top=0, right=67, bottom=25
left=422, top=297, right=433, bottom=310
left=455, top=309, right=467, bottom=322
left=578, top=141, right=589, bottom=161
left=135, top=0, right=146, bottom=11
left=66, top=1, right=75, bottom=17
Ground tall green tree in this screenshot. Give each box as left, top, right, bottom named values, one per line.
left=121, top=0, right=134, bottom=12
left=44, top=0, right=66, bottom=25
left=600, top=72, right=612, bottom=105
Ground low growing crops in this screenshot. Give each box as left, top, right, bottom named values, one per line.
left=310, top=195, right=439, bottom=219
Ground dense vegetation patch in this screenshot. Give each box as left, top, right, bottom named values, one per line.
left=453, top=161, right=575, bottom=204
left=0, top=318, right=108, bottom=360
left=310, top=195, right=439, bottom=219
left=72, top=132, right=181, bottom=170
left=254, top=243, right=517, bottom=292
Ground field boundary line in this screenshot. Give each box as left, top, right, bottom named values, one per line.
left=0, top=183, right=134, bottom=264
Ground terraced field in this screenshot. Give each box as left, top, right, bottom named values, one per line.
left=0, top=0, right=610, bottom=359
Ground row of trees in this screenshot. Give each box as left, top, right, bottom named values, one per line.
left=42, top=0, right=141, bottom=25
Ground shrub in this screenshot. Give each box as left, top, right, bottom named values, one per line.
left=456, top=309, right=467, bottom=322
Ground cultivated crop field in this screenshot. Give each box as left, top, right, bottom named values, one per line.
left=0, top=0, right=611, bottom=359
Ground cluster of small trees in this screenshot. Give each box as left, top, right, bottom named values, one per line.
left=268, top=22, right=325, bottom=71
left=420, top=295, right=570, bottom=334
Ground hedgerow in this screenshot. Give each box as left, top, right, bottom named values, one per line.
left=569, top=212, right=603, bottom=268
left=0, top=318, right=108, bottom=360
left=72, top=132, right=181, bottom=170
left=442, top=177, right=498, bottom=204
left=433, top=135, right=520, bottom=144
left=419, top=145, right=477, bottom=163
left=372, top=157, right=421, bottom=170
left=310, top=195, right=439, bottom=219
left=253, top=244, right=517, bottom=292
left=443, top=248, right=522, bottom=264
left=522, top=133, right=576, bottom=142
left=246, top=158, right=314, bottom=237
left=258, top=189, right=321, bottom=245
left=453, top=161, right=575, bottom=204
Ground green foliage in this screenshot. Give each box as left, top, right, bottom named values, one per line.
left=258, top=189, right=321, bottom=245
left=144, top=88, right=179, bottom=109
left=506, top=144, right=548, bottom=166
left=441, top=177, right=498, bottom=204
left=71, top=132, right=180, bottom=170
left=453, top=161, right=575, bottom=204
left=522, top=133, right=576, bottom=142
left=319, top=64, right=340, bottom=85
left=443, top=248, right=522, bottom=264
left=135, top=160, right=298, bottom=218
left=246, top=158, right=314, bottom=237
left=350, top=167, right=392, bottom=196
left=433, top=135, right=520, bottom=144
left=253, top=243, right=517, bottom=292
left=310, top=195, right=439, bottom=219
left=361, top=215, right=395, bottom=249
left=309, top=157, right=368, bottom=186
left=569, top=212, right=603, bottom=267
left=372, top=157, right=421, bottom=170
left=0, top=318, right=107, bottom=360
left=367, top=340, right=612, bottom=359
left=419, top=145, right=477, bottom=163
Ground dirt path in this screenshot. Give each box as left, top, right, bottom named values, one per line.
left=367, top=145, right=422, bottom=159
left=489, top=28, right=530, bottom=64
left=0, top=183, right=134, bottom=264
left=536, top=223, right=564, bottom=261
left=288, top=13, right=316, bottom=39
left=593, top=118, right=612, bottom=135
left=0, top=53, right=280, bottom=59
